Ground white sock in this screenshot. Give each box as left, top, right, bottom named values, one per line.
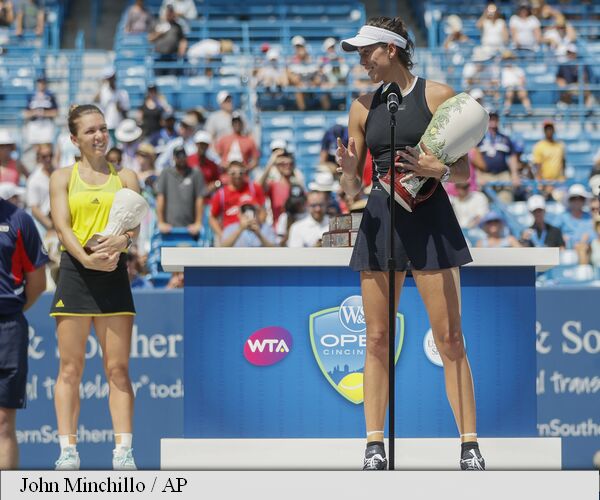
left=59, top=434, right=77, bottom=451
left=114, top=433, right=133, bottom=452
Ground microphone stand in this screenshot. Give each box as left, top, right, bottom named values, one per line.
left=388, top=107, right=397, bottom=471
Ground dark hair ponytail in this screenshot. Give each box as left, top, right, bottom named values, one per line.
left=367, top=16, right=415, bottom=70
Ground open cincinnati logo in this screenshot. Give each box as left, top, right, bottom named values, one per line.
left=309, top=295, right=405, bottom=404
left=243, top=326, right=293, bottom=366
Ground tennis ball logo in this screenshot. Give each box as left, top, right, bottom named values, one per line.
left=244, top=326, right=293, bottom=366
left=337, top=372, right=364, bottom=404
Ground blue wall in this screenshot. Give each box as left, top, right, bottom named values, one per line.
left=19, top=286, right=598, bottom=470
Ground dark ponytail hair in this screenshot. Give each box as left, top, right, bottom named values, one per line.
left=68, top=104, right=104, bottom=135
left=367, top=16, right=415, bottom=70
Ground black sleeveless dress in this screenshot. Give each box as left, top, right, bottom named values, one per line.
left=349, top=78, right=472, bottom=272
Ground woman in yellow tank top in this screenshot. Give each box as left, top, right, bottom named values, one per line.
left=49, top=104, right=141, bottom=471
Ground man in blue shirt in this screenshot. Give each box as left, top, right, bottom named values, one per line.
left=0, top=196, right=48, bottom=468
left=559, top=183, right=595, bottom=250
left=470, top=112, right=521, bottom=203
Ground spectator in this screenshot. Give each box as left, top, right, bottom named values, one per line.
left=124, top=0, right=152, bottom=34
left=166, top=271, right=184, bottom=289
left=208, top=161, right=265, bottom=243
left=559, top=184, right=595, bottom=251
left=591, top=219, right=600, bottom=269
left=475, top=211, right=521, bottom=248
left=287, top=35, right=327, bottom=111
left=93, top=67, right=130, bottom=143
left=462, top=46, right=500, bottom=101
left=140, top=84, right=173, bottom=138
left=14, top=0, right=44, bottom=38
left=23, top=75, right=57, bottom=146
left=54, top=127, right=80, bottom=168
left=0, top=182, right=24, bottom=208
left=26, top=143, right=53, bottom=236
left=556, top=44, right=593, bottom=108
left=221, top=202, right=276, bottom=247
left=321, top=123, right=348, bottom=164
left=470, top=112, right=520, bottom=203
left=276, top=184, right=307, bottom=246
left=0, top=186, right=47, bottom=469
left=287, top=190, right=329, bottom=247
left=255, top=48, right=289, bottom=89
left=449, top=182, right=490, bottom=229
left=0, top=1, right=15, bottom=45
left=105, top=147, right=122, bottom=169
left=133, top=142, right=157, bottom=185
left=443, top=15, right=472, bottom=51
left=532, top=120, right=565, bottom=181
left=187, top=130, right=221, bottom=199
left=500, top=50, right=532, bottom=115
left=543, top=15, right=576, bottom=55
left=520, top=194, right=565, bottom=248
left=156, top=144, right=205, bottom=237
left=0, top=130, right=26, bottom=184
left=258, top=151, right=299, bottom=226
left=148, top=5, right=187, bottom=75
left=159, top=0, right=197, bottom=23
left=476, top=3, right=508, bottom=53
left=127, top=252, right=152, bottom=289
left=509, top=2, right=541, bottom=51
left=319, top=37, right=350, bottom=90
left=155, top=113, right=198, bottom=171
left=115, top=119, right=142, bottom=171
left=308, top=170, right=341, bottom=218
left=204, top=90, right=241, bottom=141
left=214, top=113, right=260, bottom=170
left=149, top=111, right=179, bottom=150
left=187, top=38, right=236, bottom=70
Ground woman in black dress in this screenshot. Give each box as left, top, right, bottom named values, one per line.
left=337, top=17, right=485, bottom=471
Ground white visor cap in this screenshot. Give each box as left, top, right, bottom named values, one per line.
left=341, top=25, right=407, bottom=52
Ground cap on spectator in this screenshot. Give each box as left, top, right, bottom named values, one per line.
left=479, top=210, right=504, bottom=227
left=270, top=138, right=287, bottom=151
left=0, top=182, right=25, bottom=200
left=102, top=66, right=116, bottom=79
left=291, top=35, right=306, bottom=47
left=115, top=119, right=142, bottom=143
left=289, top=184, right=306, bottom=200
left=308, top=171, right=339, bottom=192
left=180, top=113, right=199, bottom=128
left=542, top=119, right=554, bottom=129
left=488, top=110, right=500, bottom=120
left=217, top=90, right=232, bottom=104
left=173, top=144, right=186, bottom=157
left=527, top=194, right=546, bottom=212
left=36, top=74, right=47, bottom=82
left=0, top=129, right=16, bottom=145
left=589, top=174, right=600, bottom=197
left=567, top=184, right=591, bottom=200
left=260, top=42, right=270, bottom=53
left=566, top=43, right=578, bottom=54
left=445, top=15, right=463, bottom=34
left=231, top=111, right=243, bottom=123
left=136, top=143, right=156, bottom=158
left=469, top=88, right=484, bottom=101
left=322, top=37, right=336, bottom=51
left=266, top=48, right=280, bottom=60
left=193, top=130, right=212, bottom=145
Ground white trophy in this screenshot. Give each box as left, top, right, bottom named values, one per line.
left=84, top=188, right=149, bottom=251
left=379, top=92, right=489, bottom=212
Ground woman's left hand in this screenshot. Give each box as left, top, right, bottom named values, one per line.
left=395, top=142, right=446, bottom=181
left=89, top=234, right=127, bottom=254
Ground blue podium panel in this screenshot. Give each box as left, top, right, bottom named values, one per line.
left=19, top=291, right=184, bottom=470
left=184, top=266, right=537, bottom=438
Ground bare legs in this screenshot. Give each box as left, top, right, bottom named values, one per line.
left=0, top=408, right=17, bottom=469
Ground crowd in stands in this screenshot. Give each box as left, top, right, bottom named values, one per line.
left=1, top=0, right=600, bottom=287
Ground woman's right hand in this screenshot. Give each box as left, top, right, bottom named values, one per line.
left=83, top=251, right=120, bottom=272
left=335, top=137, right=358, bottom=177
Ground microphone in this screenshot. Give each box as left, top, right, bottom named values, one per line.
left=382, top=82, right=402, bottom=114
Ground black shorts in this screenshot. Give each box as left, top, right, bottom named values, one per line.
left=50, top=252, right=136, bottom=317
left=0, top=312, right=28, bottom=409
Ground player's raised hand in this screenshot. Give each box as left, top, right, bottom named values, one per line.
left=335, top=137, right=358, bottom=176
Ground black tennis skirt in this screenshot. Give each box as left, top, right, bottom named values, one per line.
left=350, top=180, right=473, bottom=272
left=50, top=252, right=135, bottom=317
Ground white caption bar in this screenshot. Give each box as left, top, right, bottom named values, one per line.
left=1, top=471, right=597, bottom=500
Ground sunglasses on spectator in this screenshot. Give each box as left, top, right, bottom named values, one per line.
left=309, top=203, right=326, bottom=208
left=229, top=170, right=245, bottom=176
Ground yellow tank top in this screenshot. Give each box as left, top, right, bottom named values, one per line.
left=68, top=162, right=123, bottom=247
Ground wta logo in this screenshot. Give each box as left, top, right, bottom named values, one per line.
left=243, top=327, right=293, bottom=366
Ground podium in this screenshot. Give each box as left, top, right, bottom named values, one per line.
left=160, top=248, right=561, bottom=469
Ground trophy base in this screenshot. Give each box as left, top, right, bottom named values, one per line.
left=322, top=230, right=358, bottom=248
